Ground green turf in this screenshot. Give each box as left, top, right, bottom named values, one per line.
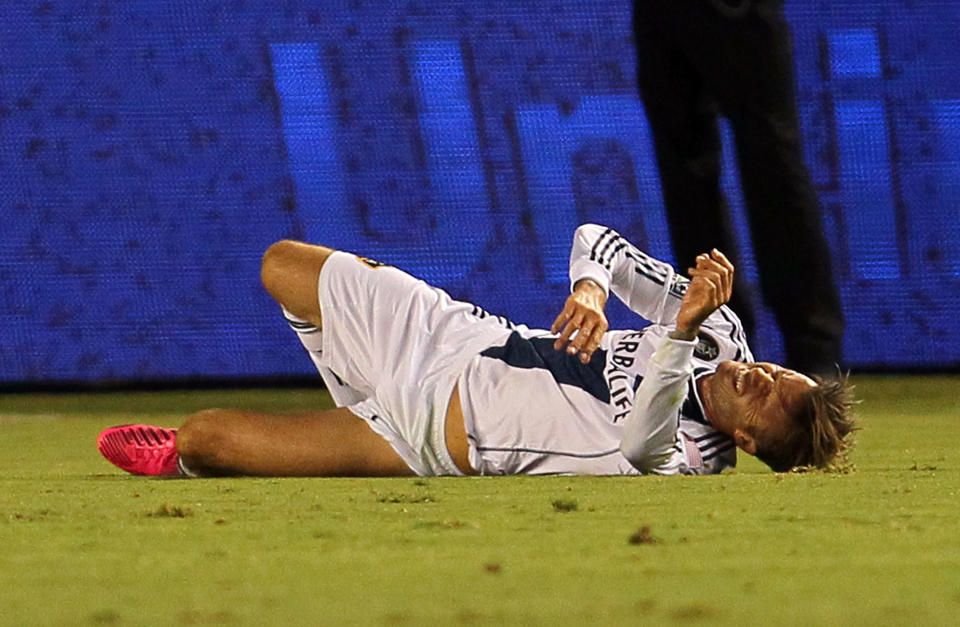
left=1, top=376, right=959, bottom=626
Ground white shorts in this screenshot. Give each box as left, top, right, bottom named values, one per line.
left=286, top=251, right=512, bottom=476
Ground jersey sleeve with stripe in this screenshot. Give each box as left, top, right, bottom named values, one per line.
left=568, top=223, right=748, bottom=354
left=618, top=334, right=697, bottom=473
left=568, top=224, right=751, bottom=474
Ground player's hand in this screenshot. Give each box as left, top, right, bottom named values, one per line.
left=551, top=279, right=609, bottom=363
left=673, top=249, right=734, bottom=341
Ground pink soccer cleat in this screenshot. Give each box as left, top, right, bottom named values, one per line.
left=97, top=424, right=180, bottom=476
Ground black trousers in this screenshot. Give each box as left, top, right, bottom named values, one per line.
left=633, top=0, right=844, bottom=375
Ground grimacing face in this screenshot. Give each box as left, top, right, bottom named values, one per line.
left=704, top=361, right=817, bottom=453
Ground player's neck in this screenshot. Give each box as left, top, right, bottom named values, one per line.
left=697, top=374, right=733, bottom=436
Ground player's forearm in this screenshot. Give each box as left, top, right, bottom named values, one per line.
left=567, top=223, right=615, bottom=296
left=568, top=224, right=684, bottom=325
left=619, top=335, right=696, bottom=472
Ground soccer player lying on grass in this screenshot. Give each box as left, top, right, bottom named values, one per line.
left=98, top=224, right=855, bottom=477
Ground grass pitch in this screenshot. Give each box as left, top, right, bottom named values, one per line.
left=1, top=376, right=958, bottom=626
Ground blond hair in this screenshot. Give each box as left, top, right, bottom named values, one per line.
left=755, top=372, right=857, bottom=472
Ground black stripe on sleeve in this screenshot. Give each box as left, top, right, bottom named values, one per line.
left=602, top=242, right=628, bottom=270
left=632, top=265, right=666, bottom=286
left=596, top=233, right=622, bottom=267
left=589, top=227, right=615, bottom=262
left=702, top=440, right=735, bottom=461
left=717, top=307, right=749, bottom=361
left=694, top=432, right=730, bottom=445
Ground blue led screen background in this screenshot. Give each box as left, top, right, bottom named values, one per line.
left=1, top=1, right=958, bottom=383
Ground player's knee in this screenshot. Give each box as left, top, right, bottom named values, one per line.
left=260, top=239, right=301, bottom=301
left=260, top=240, right=334, bottom=324
left=177, top=408, right=232, bottom=467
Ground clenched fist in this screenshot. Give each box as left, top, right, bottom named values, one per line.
left=672, top=249, right=734, bottom=341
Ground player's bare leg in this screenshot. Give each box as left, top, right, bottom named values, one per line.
left=175, top=407, right=415, bottom=477
left=99, top=239, right=471, bottom=477
left=260, top=239, right=336, bottom=329
left=99, top=396, right=471, bottom=477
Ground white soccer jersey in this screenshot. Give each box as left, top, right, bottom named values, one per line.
left=458, top=224, right=753, bottom=476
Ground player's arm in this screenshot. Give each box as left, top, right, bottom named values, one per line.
left=570, top=223, right=688, bottom=320
left=554, top=224, right=738, bottom=362
left=553, top=224, right=684, bottom=362
left=619, top=251, right=734, bottom=472
left=552, top=224, right=658, bottom=361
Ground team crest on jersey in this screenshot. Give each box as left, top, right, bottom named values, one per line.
left=357, top=256, right=386, bottom=269
left=694, top=331, right=720, bottom=361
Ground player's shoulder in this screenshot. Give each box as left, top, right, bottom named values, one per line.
left=693, top=321, right=752, bottom=363
left=678, top=422, right=737, bottom=475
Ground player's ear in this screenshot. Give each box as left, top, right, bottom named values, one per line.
left=733, top=429, right=757, bottom=455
